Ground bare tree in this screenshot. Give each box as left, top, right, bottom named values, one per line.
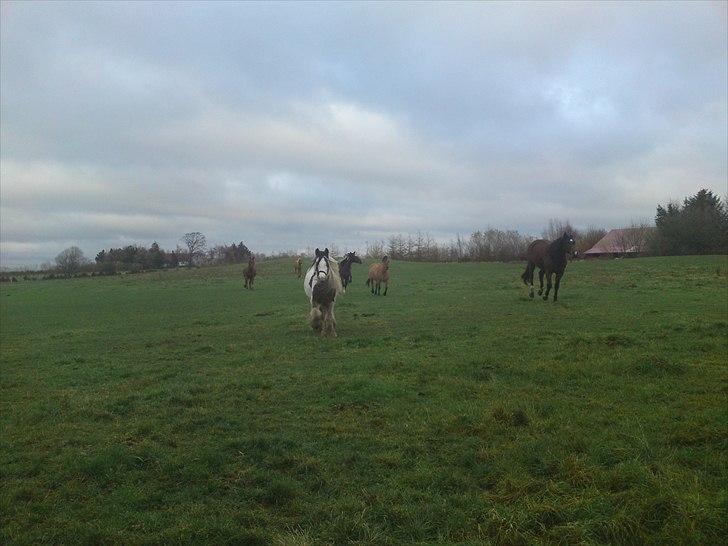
left=181, top=232, right=207, bottom=266
left=365, top=239, right=385, bottom=259
left=55, top=246, right=87, bottom=276
left=542, top=218, right=579, bottom=241
left=614, top=221, right=654, bottom=255
left=577, top=226, right=607, bottom=255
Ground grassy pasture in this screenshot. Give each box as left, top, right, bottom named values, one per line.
left=1, top=256, right=726, bottom=544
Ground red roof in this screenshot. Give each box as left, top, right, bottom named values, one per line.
left=584, top=228, right=654, bottom=255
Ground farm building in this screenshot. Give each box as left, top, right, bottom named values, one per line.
left=584, top=227, right=654, bottom=258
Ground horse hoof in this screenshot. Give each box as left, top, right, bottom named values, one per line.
left=542, top=295, right=548, bottom=301
left=537, top=290, right=543, bottom=296
left=529, top=292, right=534, bottom=299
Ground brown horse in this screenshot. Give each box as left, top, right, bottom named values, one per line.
left=366, top=255, right=390, bottom=295
left=521, top=233, right=575, bottom=302
left=294, top=257, right=302, bottom=278
left=243, top=256, right=256, bottom=289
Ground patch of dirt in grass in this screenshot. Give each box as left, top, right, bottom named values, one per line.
left=603, top=333, right=637, bottom=347
left=630, top=355, right=687, bottom=377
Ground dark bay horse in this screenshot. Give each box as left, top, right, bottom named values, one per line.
left=243, top=256, right=256, bottom=289
left=338, top=251, right=362, bottom=290
left=521, top=233, right=575, bottom=302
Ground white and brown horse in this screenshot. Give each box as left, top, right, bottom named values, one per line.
left=304, top=248, right=343, bottom=337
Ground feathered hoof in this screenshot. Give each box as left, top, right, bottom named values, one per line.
left=309, top=309, right=323, bottom=332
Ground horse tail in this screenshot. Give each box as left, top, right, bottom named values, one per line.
left=521, top=262, right=533, bottom=285
left=365, top=278, right=371, bottom=286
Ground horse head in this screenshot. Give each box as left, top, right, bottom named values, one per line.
left=347, top=252, right=362, bottom=264
left=311, top=248, right=331, bottom=283
left=561, top=233, right=575, bottom=251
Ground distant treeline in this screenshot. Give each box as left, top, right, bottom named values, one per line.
left=3, top=189, right=725, bottom=279
left=363, top=225, right=608, bottom=263
left=651, top=189, right=727, bottom=255
left=364, top=230, right=533, bottom=263
left=363, top=189, right=726, bottom=263
left=94, top=241, right=253, bottom=275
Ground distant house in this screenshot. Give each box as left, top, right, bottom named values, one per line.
left=584, top=228, right=655, bottom=258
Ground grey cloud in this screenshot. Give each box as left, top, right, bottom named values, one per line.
left=1, top=1, right=725, bottom=267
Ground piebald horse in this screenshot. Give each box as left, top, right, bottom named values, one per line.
left=304, top=248, right=343, bottom=337
left=521, top=233, right=575, bottom=302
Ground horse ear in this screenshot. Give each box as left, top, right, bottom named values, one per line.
left=315, top=248, right=321, bottom=257
left=324, top=248, right=329, bottom=256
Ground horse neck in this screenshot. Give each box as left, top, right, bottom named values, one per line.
left=548, top=239, right=568, bottom=261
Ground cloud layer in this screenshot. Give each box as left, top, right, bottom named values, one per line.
left=1, top=1, right=726, bottom=266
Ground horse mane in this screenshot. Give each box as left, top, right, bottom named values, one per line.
left=328, top=258, right=343, bottom=295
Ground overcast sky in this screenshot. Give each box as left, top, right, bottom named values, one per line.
left=1, top=1, right=726, bottom=266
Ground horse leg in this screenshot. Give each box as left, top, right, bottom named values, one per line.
left=553, top=272, right=563, bottom=302
left=310, top=305, right=323, bottom=332
left=543, top=272, right=553, bottom=301
left=321, top=307, right=329, bottom=336
left=329, top=303, right=337, bottom=337
left=523, top=262, right=535, bottom=298
left=529, top=264, right=535, bottom=298
left=537, top=269, right=544, bottom=296
left=383, top=281, right=388, bottom=295
left=324, top=305, right=336, bottom=337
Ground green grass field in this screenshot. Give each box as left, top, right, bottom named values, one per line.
left=1, top=256, right=726, bottom=544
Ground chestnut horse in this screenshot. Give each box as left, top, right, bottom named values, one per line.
left=294, top=257, right=302, bottom=278
left=366, top=255, right=390, bottom=295
left=243, top=256, right=256, bottom=289
left=521, top=233, right=575, bottom=302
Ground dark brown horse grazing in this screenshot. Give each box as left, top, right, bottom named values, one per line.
left=366, top=255, right=390, bottom=295
left=521, top=233, right=575, bottom=302
left=243, top=256, right=256, bottom=289
left=338, top=251, right=362, bottom=290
